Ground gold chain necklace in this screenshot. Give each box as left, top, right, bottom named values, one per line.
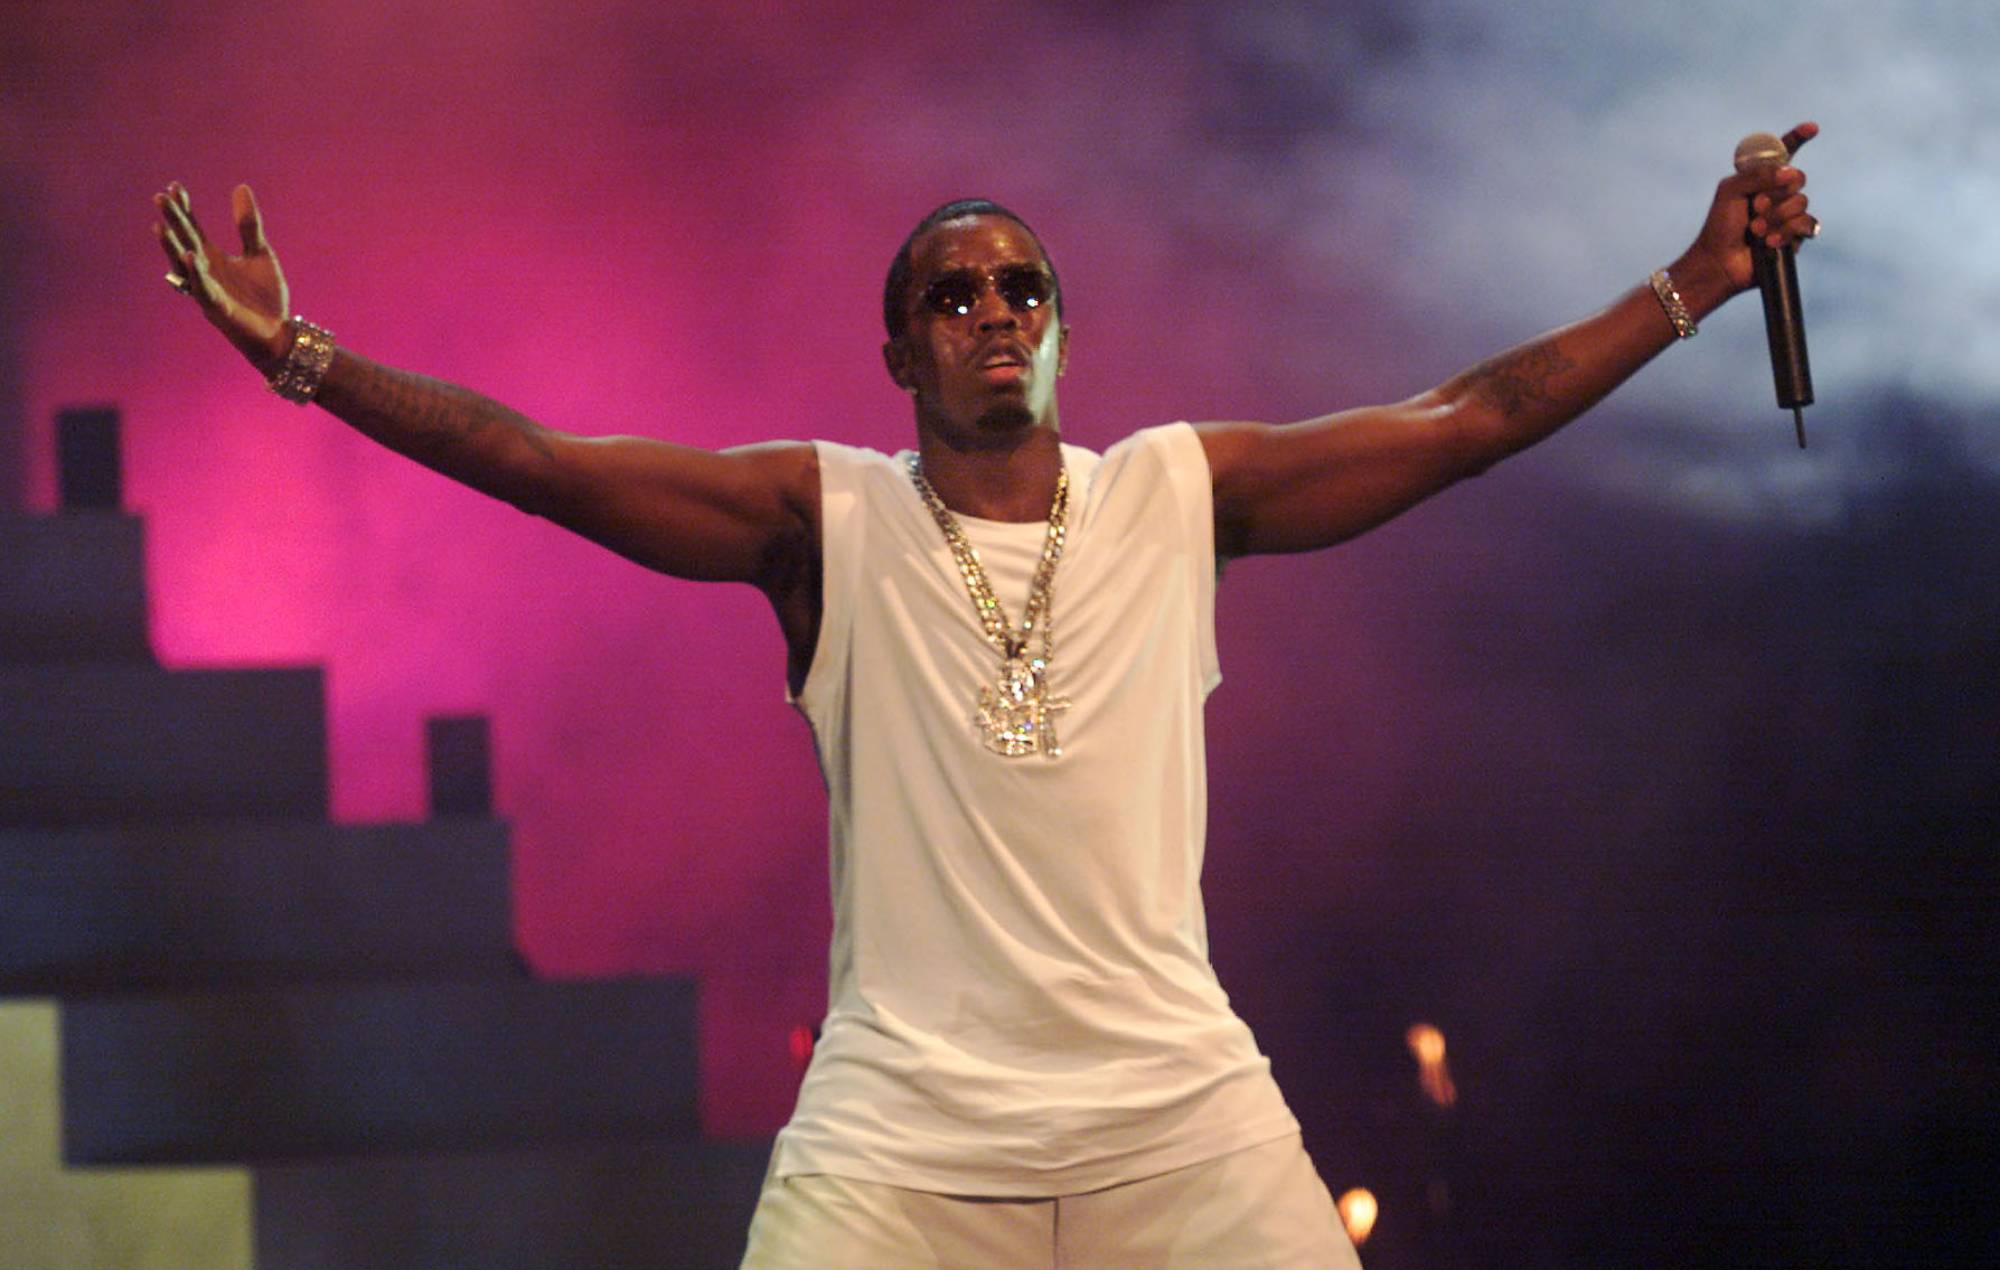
left=907, top=453, right=1072, bottom=759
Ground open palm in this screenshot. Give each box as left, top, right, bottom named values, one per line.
left=155, top=182, right=290, bottom=365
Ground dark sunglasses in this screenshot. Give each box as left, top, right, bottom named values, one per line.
left=917, top=265, right=1056, bottom=319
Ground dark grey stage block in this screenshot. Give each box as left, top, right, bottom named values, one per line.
left=0, top=512, right=151, bottom=663
left=0, top=664, right=326, bottom=825
left=0, top=820, right=516, bottom=994
left=62, top=976, right=700, bottom=1164
left=255, top=1137, right=771, bottom=1270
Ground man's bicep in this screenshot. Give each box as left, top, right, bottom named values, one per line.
left=1196, top=398, right=1477, bottom=557
left=539, top=434, right=820, bottom=585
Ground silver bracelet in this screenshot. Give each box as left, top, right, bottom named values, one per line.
left=267, top=317, right=338, bottom=404
left=1648, top=269, right=1697, bottom=340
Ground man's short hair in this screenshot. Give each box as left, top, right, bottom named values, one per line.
left=882, top=199, right=1063, bottom=340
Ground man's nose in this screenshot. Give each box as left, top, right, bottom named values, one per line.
left=972, top=283, right=1018, bottom=330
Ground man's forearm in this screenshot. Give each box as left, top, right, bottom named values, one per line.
left=313, top=349, right=563, bottom=516
left=1442, top=250, right=1732, bottom=467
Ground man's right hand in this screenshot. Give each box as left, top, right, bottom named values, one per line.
left=155, top=182, right=292, bottom=368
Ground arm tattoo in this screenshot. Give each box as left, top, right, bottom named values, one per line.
left=338, top=357, right=555, bottom=464
left=1465, top=342, right=1578, bottom=419
left=323, top=356, right=559, bottom=513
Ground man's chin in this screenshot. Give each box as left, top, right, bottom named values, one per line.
left=975, top=401, right=1036, bottom=431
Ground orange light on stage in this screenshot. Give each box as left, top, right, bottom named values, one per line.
left=1406, top=1021, right=1458, bottom=1109
left=1336, top=1187, right=1379, bottom=1246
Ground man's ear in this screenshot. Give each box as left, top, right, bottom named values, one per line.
left=883, top=337, right=916, bottom=392
left=1057, top=324, right=1071, bottom=377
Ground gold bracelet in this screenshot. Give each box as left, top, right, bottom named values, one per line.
left=1648, top=269, right=1697, bottom=340
left=267, top=317, right=338, bottom=404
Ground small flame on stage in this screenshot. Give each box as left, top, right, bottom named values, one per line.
left=1337, top=1187, right=1379, bottom=1246
left=1406, top=1022, right=1458, bottom=1109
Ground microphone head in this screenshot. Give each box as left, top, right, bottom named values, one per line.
left=1734, top=131, right=1790, bottom=174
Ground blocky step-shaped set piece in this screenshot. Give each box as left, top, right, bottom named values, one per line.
left=2, top=413, right=766, bottom=1267
left=0, top=820, right=516, bottom=993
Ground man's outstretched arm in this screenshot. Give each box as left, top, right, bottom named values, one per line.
left=307, top=353, right=819, bottom=587
left=151, top=182, right=818, bottom=592
left=1199, top=123, right=1818, bottom=560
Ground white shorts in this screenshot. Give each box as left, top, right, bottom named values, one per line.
left=739, top=1133, right=1362, bottom=1268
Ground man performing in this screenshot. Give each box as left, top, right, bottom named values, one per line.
left=153, top=123, right=1816, bottom=1267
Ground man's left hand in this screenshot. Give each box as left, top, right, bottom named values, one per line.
left=1676, top=120, right=1819, bottom=309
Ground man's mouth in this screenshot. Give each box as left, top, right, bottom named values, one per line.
left=977, top=341, right=1030, bottom=371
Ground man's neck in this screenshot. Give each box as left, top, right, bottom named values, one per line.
left=914, top=425, right=1064, bottom=523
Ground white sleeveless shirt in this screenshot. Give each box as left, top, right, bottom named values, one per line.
left=776, top=422, right=1298, bottom=1195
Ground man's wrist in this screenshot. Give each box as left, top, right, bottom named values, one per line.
left=1649, top=270, right=1699, bottom=339
left=235, top=315, right=295, bottom=375
left=1662, top=247, right=1735, bottom=323
left=264, top=316, right=338, bottom=405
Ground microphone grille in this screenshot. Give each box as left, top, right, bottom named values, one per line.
left=1734, top=132, right=1790, bottom=174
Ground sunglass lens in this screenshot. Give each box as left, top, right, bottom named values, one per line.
left=998, top=269, right=1051, bottom=311
left=923, top=277, right=977, bottom=317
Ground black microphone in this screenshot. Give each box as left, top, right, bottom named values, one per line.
left=1734, top=132, right=1814, bottom=448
